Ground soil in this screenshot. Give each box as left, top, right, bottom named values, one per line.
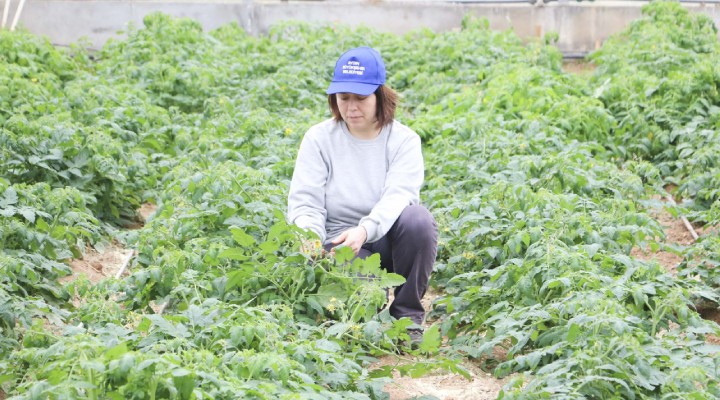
left=372, top=287, right=510, bottom=399
left=123, top=202, right=158, bottom=229
left=630, top=196, right=720, bottom=346
left=700, top=308, right=720, bottom=346
left=699, top=308, right=720, bottom=325
left=138, top=202, right=158, bottom=223
left=61, top=203, right=156, bottom=285
left=60, top=242, right=133, bottom=285
left=629, top=195, right=699, bottom=274
left=561, top=59, right=597, bottom=76
left=373, top=355, right=509, bottom=400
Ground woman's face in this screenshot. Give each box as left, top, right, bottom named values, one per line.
left=336, top=93, right=378, bottom=133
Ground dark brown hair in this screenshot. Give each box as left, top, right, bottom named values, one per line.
left=328, top=85, right=398, bottom=127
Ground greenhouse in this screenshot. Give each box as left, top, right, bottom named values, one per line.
left=1, top=1, right=720, bottom=399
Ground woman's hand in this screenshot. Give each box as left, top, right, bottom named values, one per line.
left=330, top=226, right=367, bottom=255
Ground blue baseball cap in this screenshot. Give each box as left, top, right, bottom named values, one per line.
left=326, top=47, right=386, bottom=96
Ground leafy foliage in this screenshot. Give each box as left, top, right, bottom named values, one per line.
left=1, top=5, right=719, bottom=399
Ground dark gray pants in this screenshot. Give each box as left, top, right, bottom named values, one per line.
left=326, top=205, right=438, bottom=324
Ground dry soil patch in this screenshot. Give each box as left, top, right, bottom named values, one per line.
left=631, top=196, right=720, bottom=345
left=138, top=202, right=158, bottom=223
left=373, top=355, right=508, bottom=400
left=562, top=59, right=597, bottom=76
left=61, top=203, right=154, bottom=284
left=378, top=287, right=509, bottom=399
left=123, top=202, right=158, bottom=229
left=631, top=198, right=694, bottom=274
left=61, top=242, right=133, bottom=285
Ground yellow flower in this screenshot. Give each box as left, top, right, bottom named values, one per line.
left=326, top=304, right=336, bottom=313
left=285, top=127, right=293, bottom=136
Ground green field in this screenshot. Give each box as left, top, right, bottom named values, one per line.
left=1, top=2, right=719, bottom=399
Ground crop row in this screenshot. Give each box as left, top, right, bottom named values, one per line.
left=1, top=3, right=719, bottom=399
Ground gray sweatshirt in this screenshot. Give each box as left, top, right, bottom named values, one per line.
left=287, top=118, right=424, bottom=244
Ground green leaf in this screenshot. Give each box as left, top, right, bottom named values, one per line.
left=0, top=187, right=18, bottom=207
left=259, top=239, right=279, bottom=254
left=35, top=217, right=50, bottom=232
left=419, top=325, right=441, bottom=354
left=218, top=248, right=249, bottom=261
left=225, top=264, right=255, bottom=292
left=137, top=317, right=152, bottom=333
left=326, top=322, right=350, bottom=338
left=105, top=342, right=129, bottom=360
left=172, top=367, right=191, bottom=377
left=315, top=338, right=341, bottom=353
left=18, top=206, right=36, bottom=223
left=486, top=247, right=501, bottom=259
left=334, top=246, right=355, bottom=264
left=0, top=373, right=14, bottom=385
left=306, top=297, right=325, bottom=316
left=369, top=365, right=393, bottom=379
left=398, top=362, right=437, bottom=379
left=315, top=283, right=347, bottom=306
left=584, top=243, right=602, bottom=258
left=530, top=329, right=539, bottom=342
left=386, top=318, right=414, bottom=340
left=81, top=360, right=106, bottom=373
left=146, top=314, right=190, bottom=339
left=230, top=227, right=256, bottom=247
left=567, top=323, right=580, bottom=342
left=379, top=273, right=406, bottom=288
left=358, top=253, right=381, bottom=275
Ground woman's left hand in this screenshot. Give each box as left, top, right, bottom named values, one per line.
left=330, top=226, right=367, bottom=255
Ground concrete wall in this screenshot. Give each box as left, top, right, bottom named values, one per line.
left=11, top=0, right=720, bottom=55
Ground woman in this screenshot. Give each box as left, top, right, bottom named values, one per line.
left=287, top=46, right=438, bottom=332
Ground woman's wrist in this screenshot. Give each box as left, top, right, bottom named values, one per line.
left=358, top=225, right=368, bottom=244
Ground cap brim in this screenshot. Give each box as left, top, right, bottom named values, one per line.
left=326, top=81, right=379, bottom=96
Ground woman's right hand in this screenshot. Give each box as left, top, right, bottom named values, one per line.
left=330, top=226, right=367, bottom=256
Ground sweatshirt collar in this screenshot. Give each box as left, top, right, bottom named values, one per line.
left=339, top=121, right=390, bottom=144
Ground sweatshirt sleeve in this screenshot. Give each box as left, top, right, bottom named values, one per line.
left=359, top=134, right=423, bottom=243
left=287, top=132, right=328, bottom=243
